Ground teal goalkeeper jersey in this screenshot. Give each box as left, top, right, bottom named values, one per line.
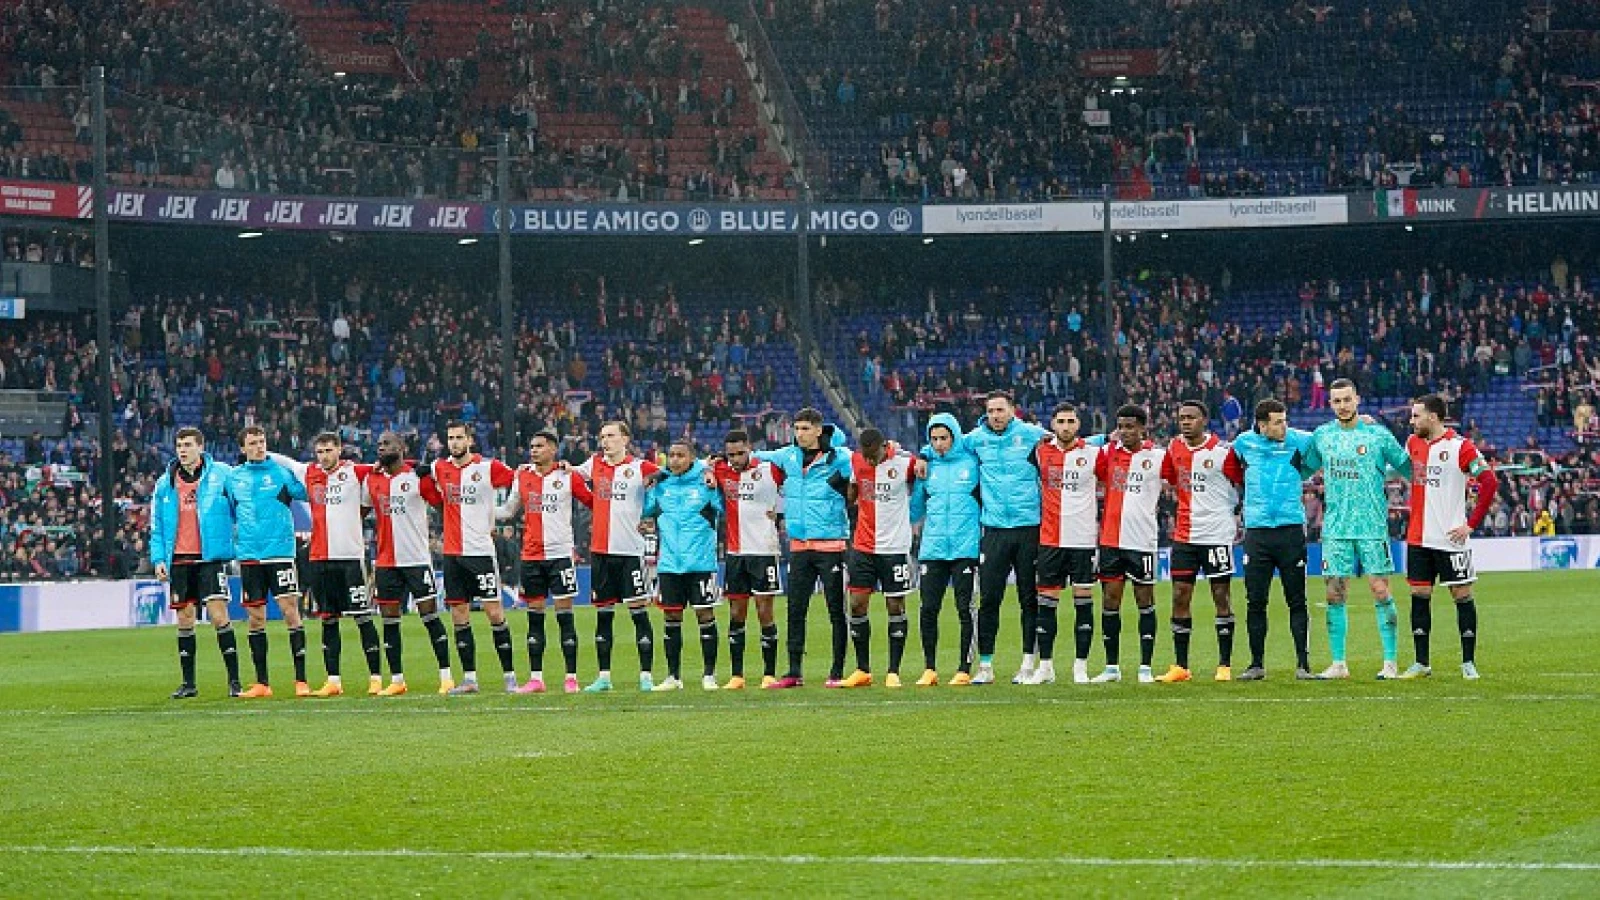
left=1303, top=420, right=1412, bottom=540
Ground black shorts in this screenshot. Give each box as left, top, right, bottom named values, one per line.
left=1170, top=542, right=1236, bottom=584
left=1037, top=546, right=1097, bottom=591
left=441, top=555, right=501, bottom=605
left=305, top=559, right=372, bottom=618
left=168, top=559, right=230, bottom=608
left=374, top=565, right=438, bottom=607
left=239, top=559, right=300, bottom=606
left=724, top=555, right=782, bottom=598
left=1406, top=546, right=1476, bottom=587
left=520, top=558, right=579, bottom=602
left=592, top=553, right=648, bottom=607
left=659, top=571, right=719, bottom=611
left=1098, top=546, right=1157, bottom=586
left=848, top=550, right=915, bottom=598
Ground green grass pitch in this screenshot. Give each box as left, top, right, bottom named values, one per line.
left=0, top=570, right=1596, bottom=898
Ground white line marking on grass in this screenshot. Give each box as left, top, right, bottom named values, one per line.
left=0, top=693, right=1593, bottom=719
left=2, top=845, right=1597, bottom=872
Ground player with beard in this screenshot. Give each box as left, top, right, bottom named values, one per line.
left=364, top=431, right=452, bottom=695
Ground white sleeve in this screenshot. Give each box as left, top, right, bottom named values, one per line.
left=267, top=451, right=309, bottom=483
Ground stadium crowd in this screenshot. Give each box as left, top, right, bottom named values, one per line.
left=0, top=266, right=807, bottom=577
left=2, top=0, right=1593, bottom=200
left=828, top=263, right=1600, bottom=540
left=0, top=0, right=783, bottom=200
left=773, top=0, right=1597, bottom=200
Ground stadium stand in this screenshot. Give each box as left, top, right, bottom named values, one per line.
left=0, top=0, right=792, bottom=199
left=764, top=0, right=1598, bottom=200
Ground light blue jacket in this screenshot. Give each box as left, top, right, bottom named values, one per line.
left=228, top=459, right=308, bottom=562
left=754, top=424, right=852, bottom=542
left=1232, top=428, right=1315, bottom=529
left=961, top=416, right=1047, bottom=528
left=644, top=460, right=723, bottom=574
left=916, top=412, right=982, bottom=560
left=150, top=454, right=236, bottom=567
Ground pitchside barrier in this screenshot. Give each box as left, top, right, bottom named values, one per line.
left=0, top=536, right=1594, bottom=634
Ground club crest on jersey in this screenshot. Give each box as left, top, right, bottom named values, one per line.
left=1141, top=459, right=1153, bottom=469
left=1438, top=450, right=1449, bottom=461
left=552, top=477, right=564, bottom=489
left=336, top=471, right=347, bottom=482
left=1357, top=445, right=1368, bottom=455
left=751, top=470, right=762, bottom=481
left=623, top=467, right=635, bottom=478
left=1202, top=459, right=1214, bottom=469
left=400, top=482, right=410, bottom=492
left=472, top=472, right=483, bottom=481
left=887, top=468, right=898, bottom=479
left=1075, top=457, right=1087, bottom=466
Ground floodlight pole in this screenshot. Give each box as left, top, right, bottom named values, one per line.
left=1102, top=186, right=1118, bottom=423
left=497, top=133, right=515, bottom=456
left=92, top=66, right=117, bottom=577
left=795, top=183, right=815, bottom=408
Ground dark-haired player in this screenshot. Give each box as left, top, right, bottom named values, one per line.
left=1090, top=405, right=1165, bottom=684
left=1402, top=394, right=1498, bottom=680
left=498, top=430, right=593, bottom=694
left=364, top=431, right=451, bottom=696
left=231, top=425, right=309, bottom=699
left=422, top=421, right=520, bottom=694
left=271, top=432, right=384, bottom=697
left=151, top=427, right=240, bottom=698
left=710, top=429, right=785, bottom=689
left=1158, top=400, right=1244, bottom=683
left=840, top=428, right=918, bottom=688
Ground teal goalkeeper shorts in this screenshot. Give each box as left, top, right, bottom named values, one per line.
left=1321, top=538, right=1394, bottom=578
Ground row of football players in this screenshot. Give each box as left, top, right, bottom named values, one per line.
left=151, top=386, right=1493, bottom=697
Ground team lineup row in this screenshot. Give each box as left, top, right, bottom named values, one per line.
left=149, top=379, right=1498, bottom=699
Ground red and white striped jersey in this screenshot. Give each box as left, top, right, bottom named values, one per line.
left=1162, top=435, right=1243, bottom=546
left=363, top=464, right=439, bottom=569
left=575, top=454, right=659, bottom=557
left=501, top=465, right=594, bottom=561
left=1406, top=430, right=1488, bottom=550
left=429, top=454, right=516, bottom=558
left=849, top=446, right=917, bottom=555
left=712, top=458, right=785, bottom=557
left=275, top=455, right=371, bottom=561
left=1096, top=441, right=1165, bottom=552
left=1036, top=438, right=1101, bottom=549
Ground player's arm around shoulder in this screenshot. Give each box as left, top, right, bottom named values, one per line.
left=1381, top=427, right=1413, bottom=478
left=494, top=468, right=526, bottom=520
left=279, top=462, right=308, bottom=501
left=266, top=450, right=308, bottom=483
